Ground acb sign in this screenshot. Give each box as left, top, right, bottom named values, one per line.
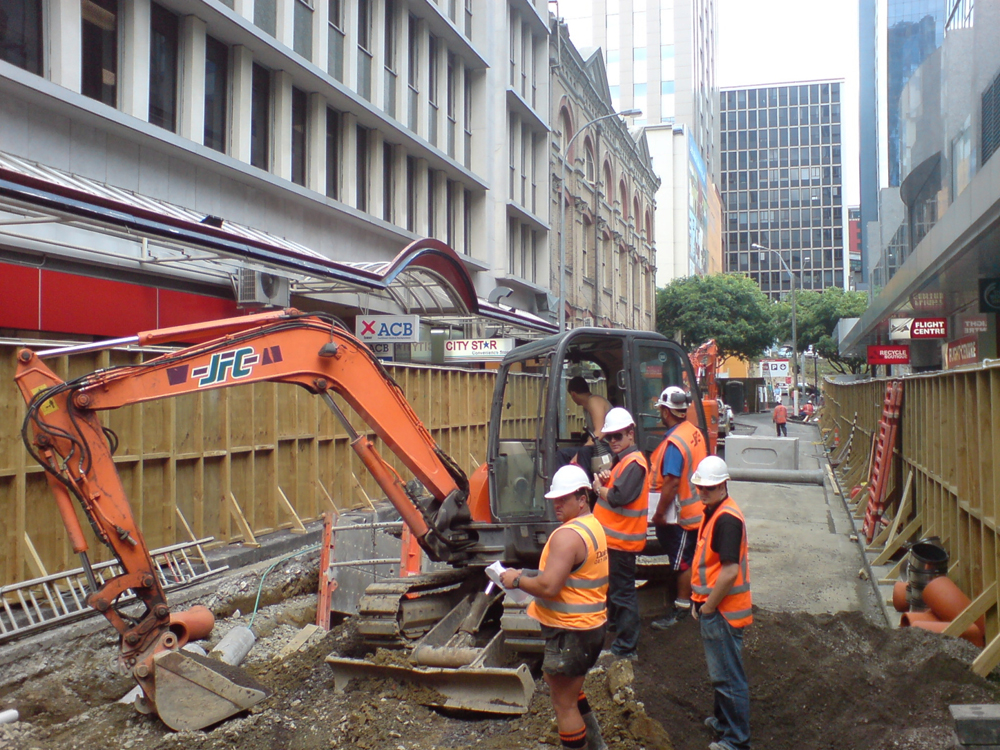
left=355, top=315, right=421, bottom=343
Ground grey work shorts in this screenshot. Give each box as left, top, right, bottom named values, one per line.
left=540, top=623, right=607, bottom=677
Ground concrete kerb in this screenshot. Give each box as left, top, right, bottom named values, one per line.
left=0, top=522, right=325, bottom=670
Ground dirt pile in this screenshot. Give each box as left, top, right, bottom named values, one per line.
left=1, top=561, right=996, bottom=750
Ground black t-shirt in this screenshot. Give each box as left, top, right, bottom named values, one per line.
left=704, top=501, right=744, bottom=564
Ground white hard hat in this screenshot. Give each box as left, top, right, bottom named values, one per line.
left=601, top=407, right=635, bottom=434
left=691, top=455, right=731, bottom=487
left=656, top=386, right=690, bottom=414
left=545, top=465, right=592, bottom=499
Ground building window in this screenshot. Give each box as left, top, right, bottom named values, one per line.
left=293, top=0, right=313, bottom=60
left=446, top=180, right=457, bottom=247
left=446, top=52, right=457, bottom=158
left=427, top=170, right=437, bottom=236
left=81, top=0, right=118, bottom=106
left=508, top=217, right=517, bottom=273
left=328, top=0, right=344, bottom=81
left=428, top=35, right=439, bottom=144
left=383, top=142, right=394, bottom=222
left=204, top=36, right=228, bottom=153
left=407, top=14, right=419, bottom=131
left=326, top=107, right=340, bottom=199
left=357, top=0, right=372, bottom=100
left=384, top=0, right=397, bottom=117
left=356, top=125, right=368, bottom=212
left=255, top=0, right=276, bottom=36
left=149, top=3, right=179, bottom=132
left=406, top=155, right=416, bottom=231
left=464, top=0, right=472, bottom=38
left=251, top=63, right=271, bottom=170
left=291, top=87, right=307, bottom=186
left=585, top=143, right=595, bottom=182
left=0, top=0, right=42, bottom=74
left=463, top=189, right=472, bottom=253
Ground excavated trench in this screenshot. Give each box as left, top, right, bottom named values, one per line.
left=0, top=554, right=997, bottom=750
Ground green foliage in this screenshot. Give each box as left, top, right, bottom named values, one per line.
left=656, top=274, right=776, bottom=361
left=771, top=286, right=869, bottom=374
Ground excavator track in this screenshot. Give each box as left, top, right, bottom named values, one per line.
left=356, top=568, right=473, bottom=645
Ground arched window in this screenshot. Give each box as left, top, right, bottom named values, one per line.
left=632, top=197, right=640, bottom=228
left=559, top=107, right=573, bottom=158
left=619, top=181, right=629, bottom=218
left=645, top=210, right=653, bottom=242
left=603, top=162, right=614, bottom=202
left=584, top=139, right=596, bottom=182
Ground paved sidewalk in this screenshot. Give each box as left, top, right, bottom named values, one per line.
left=724, top=411, right=882, bottom=619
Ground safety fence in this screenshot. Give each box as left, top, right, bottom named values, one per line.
left=0, top=342, right=505, bottom=588
left=822, top=362, right=1000, bottom=675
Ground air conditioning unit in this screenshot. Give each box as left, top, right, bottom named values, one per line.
left=237, top=268, right=291, bottom=308
left=581, top=317, right=595, bottom=327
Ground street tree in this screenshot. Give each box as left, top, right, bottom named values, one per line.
left=656, top=273, right=776, bottom=361
left=771, top=287, right=869, bottom=374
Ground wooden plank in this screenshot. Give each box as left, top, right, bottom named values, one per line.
left=227, top=492, right=260, bottom=547
left=277, top=486, right=308, bottom=534
left=878, top=555, right=906, bottom=585
left=885, top=471, right=914, bottom=548
left=23, top=532, right=48, bottom=579
left=274, top=623, right=321, bottom=661
left=973, top=627, right=1000, bottom=677
left=871, top=516, right=923, bottom=566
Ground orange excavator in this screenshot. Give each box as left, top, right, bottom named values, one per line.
left=689, top=339, right=721, bottom=454
left=15, top=309, right=707, bottom=726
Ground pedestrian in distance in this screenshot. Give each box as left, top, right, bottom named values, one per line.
left=556, top=377, right=613, bottom=481
left=689, top=456, right=752, bottom=750
left=648, top=387, right=708, bottom=630
left=772, top=398, right=788, bottom=437
left=591, top=407, right=648, bottom=661
left=501, top=465, right=610, bottom=750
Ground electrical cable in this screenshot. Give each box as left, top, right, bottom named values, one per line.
left=246, top=543, right=321, bottom=632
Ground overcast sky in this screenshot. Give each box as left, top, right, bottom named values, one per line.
left=717, top=0, right=861, bottom=205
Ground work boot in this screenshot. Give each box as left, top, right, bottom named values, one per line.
left=582, top=712, right=608, bottom=750
left=650, top=607, right=689, bottom=630
left=704, top=716, right=723, bottom=735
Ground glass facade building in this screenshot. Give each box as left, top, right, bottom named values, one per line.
left=720, top=81, right=846, bottom=299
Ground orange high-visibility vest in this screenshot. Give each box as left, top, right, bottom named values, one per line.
left=649, top=421, right=708, bottom=530
left=691, top=496, right=752, bottom=628
left=528, top=514, right=609, bottom=630
left=594, top=449, right=649, bottom=552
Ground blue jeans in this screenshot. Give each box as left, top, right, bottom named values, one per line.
left=607, top=549, right=640, bottom=656
left=700, top=610, right=750, bottom=750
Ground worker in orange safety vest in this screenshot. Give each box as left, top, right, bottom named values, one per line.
left=591, top=407, right=648, bottom=661
left=690, top=455, right=752, bottom=750
left=772, top=398, right=788, bottom=437
left=648, top=386, right=708, bottom=630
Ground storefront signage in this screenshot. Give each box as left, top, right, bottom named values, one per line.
left=961, top=315, right=989, bottom=336
left=442, top=338, right=515, bottom=361
left=867, top=345, right=910, bottom=365
left=758, top=360, right=790, bottom=378
left=355, top=315, right=420, bottom=343
left=889, top=318, right=948, bottom=339
left=946, top=336, right=979, bottom=368
left=910, top=292, right=944, bottom=310
left=980, top=278, right=1000, bottom=314
left=368, top=343, right=394, bottom=361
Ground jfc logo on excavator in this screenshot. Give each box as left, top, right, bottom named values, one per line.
left=165, top=345, right=284, bottom=387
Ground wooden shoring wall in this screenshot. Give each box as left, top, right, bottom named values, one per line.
left=824, top=364, right=1000, bottom=674
left=0, top=344, right=499, bottom=588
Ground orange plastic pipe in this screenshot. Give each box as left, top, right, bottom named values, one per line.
left=168, top=605, right=216, bottom=647
left=900, top=611, right=942, bottom=626
left=923, top=576, right=986, bottom=633
left=910, top=620, right=985, bottom=649
left=892, top=581, right=908, bottom=613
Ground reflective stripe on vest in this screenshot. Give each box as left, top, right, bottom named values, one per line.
left=528, top=515, right=609, bottom=630
left=593, top=450, right=650, bottom=552
left=649, top=421, right=707, bottom=531
left=690, top=496, right=753, bottom=628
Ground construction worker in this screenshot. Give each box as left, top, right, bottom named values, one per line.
left=689, top=456, right=752, bottom=750
left=591, top=407, right=648, bottom=661
left=557, top=376, right=613, bottom=480
left=500, top=465, right=609, bottom=750
left=648, top=386, right=708, bottom=630
left=772, top=398, right=788, bottom=437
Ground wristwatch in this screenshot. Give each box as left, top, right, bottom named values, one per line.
left=512, top=573, right=523, bottom=589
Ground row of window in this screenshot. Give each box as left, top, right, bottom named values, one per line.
left=727, top=208, right=843, bottom=232
left=728, top=187, right=842, bottom=211
left=721, top=83, right=840, bottom=112
left=727, top=228, right=844, bottom=252
left=733, top=268, right=845, bottom=294
left=509, top=9, right=542, bottom=110
left=722, top=165, right=842, bottom=189
left=722, top=104, right=841, bottom=133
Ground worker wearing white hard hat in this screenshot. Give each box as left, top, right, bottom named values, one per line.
left=689, top=455, right=752, bottom=750
left=590, top=407, right=648, bottom=661
left=500, top=464, right=610, bottom=750
left=649, top=386, right=708, bottom=631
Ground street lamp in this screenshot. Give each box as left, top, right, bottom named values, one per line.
left=752, top=242, right=799, bottom=414
left=558, top=108, right=643, bottom=332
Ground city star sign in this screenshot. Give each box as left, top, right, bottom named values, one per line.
left=355, top=315, right=420, bottom=343
left=888, top=318, right=948, bottom=340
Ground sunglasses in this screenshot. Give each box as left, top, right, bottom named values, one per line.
left=606, top=432, right=626, bottom=441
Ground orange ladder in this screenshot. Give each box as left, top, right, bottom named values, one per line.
left=862, top=381, right=904, bottom=542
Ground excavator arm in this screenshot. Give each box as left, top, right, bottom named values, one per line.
left=14, top=309, right=474, bottom=729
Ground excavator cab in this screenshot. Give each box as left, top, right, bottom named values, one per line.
left=488, top=328, right=707, bottom=561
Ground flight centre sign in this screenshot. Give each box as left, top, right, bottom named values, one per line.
left=355, top=315, right=420, bottom=343
left=889, top=317, right=947, bottom=340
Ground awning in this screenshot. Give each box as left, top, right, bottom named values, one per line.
left=0, top=151, right=557, bottom=335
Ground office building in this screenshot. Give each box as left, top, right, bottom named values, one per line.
left=0, top=0, right=557, bottom=344
left=848, top=206, right=862, bottom=288
left=558, top=0, right=721, bottom=286
left=719, top=80, right=847, bottom=299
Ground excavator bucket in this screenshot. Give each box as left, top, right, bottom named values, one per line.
left=326, top=653, right=534, bottom=715
left=150, top=650, right=271, bottom=731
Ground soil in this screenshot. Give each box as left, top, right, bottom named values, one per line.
left=0, top=557, right=996, bottom=750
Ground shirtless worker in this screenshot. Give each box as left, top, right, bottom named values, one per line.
left=557, top=376, right=613, bottom=479
left=501, top=465, right=609, bottom=750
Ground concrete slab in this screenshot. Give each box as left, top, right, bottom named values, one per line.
left=725, top=435, right=799, bottom=470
